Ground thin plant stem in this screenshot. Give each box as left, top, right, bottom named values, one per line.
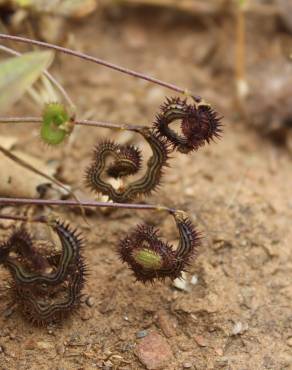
left=0, top=33, right=199, bottom=98
left=0, top=197, right=176, bottom=214
left=0, top=44, right=75, bottom=111
left=74, top=118, right=146, bottom=132
left=0, top=116, right=146, bottom=132
left=0, top=145, right=71, bottom=196
left=0, top=144, right=88, bottom=221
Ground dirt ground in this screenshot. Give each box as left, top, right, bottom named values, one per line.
left=0, top=4, right=292, bottom=370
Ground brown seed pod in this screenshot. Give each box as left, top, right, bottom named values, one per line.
left=106, top=142, right=142, bottom=178
left=4, top=227, right=48, bottom=271
left=154, top=97, right=222, bottom=153
left=85, top=128, right=170, bottom=203
left=118, top=211, right=200, bottom=283
left=0, top=220, right=86, bottom=325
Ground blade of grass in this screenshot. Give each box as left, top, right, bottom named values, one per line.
left=0, top=50, right=54, bottom=112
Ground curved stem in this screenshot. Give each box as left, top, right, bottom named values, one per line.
left=0, top=116, right=146, bottom=132
left=0, top=33, right=198, bottom=97
left=0, top=197, right=176, bottom=214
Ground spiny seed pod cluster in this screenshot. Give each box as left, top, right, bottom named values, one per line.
left=154, top=97, right=222, bottom=153
left=0, top=33, right=224, bottom=327
left=118, top=211, right=200, bottom=283
left=0, top=211, right=200, bottom=324
left=0, top=96, right=221, bottom=325
left=85, top=128, right=170, bottom=203
left=85, top=96, right=222, bottom=203
left=0, top=220, right=86, bottom=325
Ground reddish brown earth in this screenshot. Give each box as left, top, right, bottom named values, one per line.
left=0, top=5, right=291, bottom=370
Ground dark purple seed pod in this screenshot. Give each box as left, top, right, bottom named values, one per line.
left=107, top=144, right=142, bottom=178
left=118, top=211, right=201, bottom=283
left=118, top=224, right=176, bottom=283
left=85, top=129, right=171, bottom=203
left=1, top=220, right=86, bottom=325
left=154, top=97, right=222, bottom=153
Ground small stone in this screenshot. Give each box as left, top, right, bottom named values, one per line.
left=136, top=330, right=148, bottom=339
left=194, top=335, right=207, bottom=347
left=55, top=343, right=66, bottom=355
left=190, top=275, right=198, bottom=285
left=214, top=347, right=224, bottom=356
left=173, top=272, right=191, bottom=292
left=135, top=332, right=173, bottom=370
left=156, top=310, right=176, bottom=338
left=183, top=362, right=192, bottom=368
left=287, top=337, right=292, bottom=347
left=85, top=296, right=95, bottom=307
left=3, top=306, right=14, bottom=318
left=24, top=339, right=36, bottom=350
left=185, top=187, right=194, bottom=196
left=232, top=321, right=249, bottom=336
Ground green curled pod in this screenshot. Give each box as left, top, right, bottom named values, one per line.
left=41, top=103, right=72, bottom=145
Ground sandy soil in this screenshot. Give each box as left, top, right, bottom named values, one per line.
left=0, top=5, right=291, bottom=370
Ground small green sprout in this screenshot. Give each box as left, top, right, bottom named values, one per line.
left=41, top=102, right=73, bottom=145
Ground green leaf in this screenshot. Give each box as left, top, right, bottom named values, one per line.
left=0, top=50, right=54, bottom=113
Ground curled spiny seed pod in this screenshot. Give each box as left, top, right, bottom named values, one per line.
left=5, top=227, right=48, bottom=271
left=41, top=102, right=73, bottom=145
left=0, top=220, right=86, bottom=325
left=85, top=128, right=170, bottom=203
left=118, top=211, right=200, bottom=283
left=154, top=97, right=222, bottom=153
left=106, top=142, right=142, bottom=178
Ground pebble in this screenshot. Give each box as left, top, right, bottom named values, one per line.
left=135, top=332, right=173, bottom=370
left=136, top=330, right=148, bottom=339
left=232, top=321, right=249, bottom=336
left=156, top=310, right=176, bottom=338
left=183, top=362, right=193, bottom=368
left=55, top=343, right=66, bottom=355
left=190, top=275, right=198, bottom=285
left=3, top=307, right=14, bottom=318
left=173, top=272, right=191, bottom=292
left=24, top=339, right=36, bottom=350
left=287, top=337, right=292, bottom=347
left=194, top=335, right=207, bottom=347
left=85, top=296, right=95, bottom=308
